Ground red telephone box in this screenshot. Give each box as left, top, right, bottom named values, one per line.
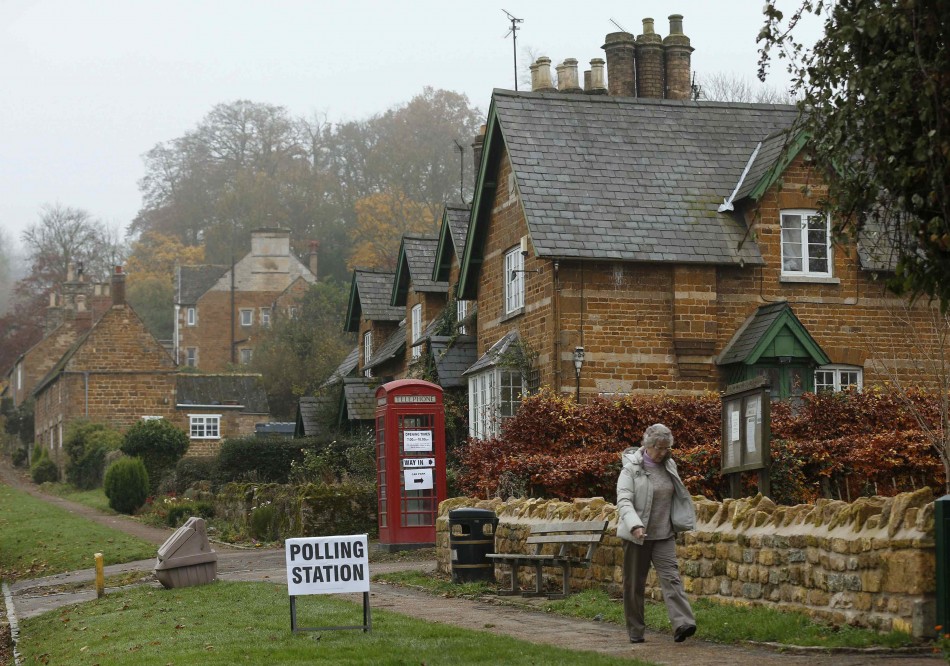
left=375, top=379, right=447, bottom=550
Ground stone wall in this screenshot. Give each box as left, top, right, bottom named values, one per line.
left=437, top=489, right=937, bottom=637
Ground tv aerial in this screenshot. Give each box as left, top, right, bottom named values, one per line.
left=501, top=9, right=524, bottom=91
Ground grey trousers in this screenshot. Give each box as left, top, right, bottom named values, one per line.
left=622, top=537, right=695, bottom=640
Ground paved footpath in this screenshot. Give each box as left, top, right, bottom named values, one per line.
left=1, top=465, right=941, bottom=665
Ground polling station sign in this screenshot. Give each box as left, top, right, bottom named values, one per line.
left=285, top=534, right=370, bottom=596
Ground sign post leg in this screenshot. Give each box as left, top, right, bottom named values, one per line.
left=290, top=595, right=297, bottom=632
left=363, top=591, right=372, bottom=632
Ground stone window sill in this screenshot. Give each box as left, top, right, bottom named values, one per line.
left=779, top=275, right=841, bottom=285
left=500, top=307, right=524, bottom=323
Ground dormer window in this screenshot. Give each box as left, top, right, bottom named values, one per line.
left=186, top=307, right=196, bottom=326
left=781, top=210, right=831, bottom=277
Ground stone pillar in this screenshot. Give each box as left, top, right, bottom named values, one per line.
left=602, top=31, right=636, bottom=97
left=664, top=14, right=693, bottom=100
left=636, top=18, right=665, bottom=99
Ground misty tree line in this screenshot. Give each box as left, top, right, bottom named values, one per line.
left=0, top=87, right=484, bottom=380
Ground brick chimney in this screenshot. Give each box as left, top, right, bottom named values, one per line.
left=471, top=124, right=486, bottom=175
left=587, top=58, right=607, bottom=94
left=308, top=240, right=320, bottom=278
left=556, top=58, right=582, bottom=93
left=664, top=14, right=693, bottom=100
left=602, top=31, right=637, bottom=96
left=73, top=294, right=92, bottom=332
left=45, top=291, right=63, bottom=335
left=636, top=18, right=665, bottom=99
left=530, top=57, right=556, bottom=92
left=111, top=265, right=126, bottom=307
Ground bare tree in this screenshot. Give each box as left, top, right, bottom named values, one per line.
left=695, top=72, right=795, bottom=104
left=20, top=204, right=121, bottom=293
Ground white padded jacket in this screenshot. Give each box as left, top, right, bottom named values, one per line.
left=615, top=446, right=696, bottom=545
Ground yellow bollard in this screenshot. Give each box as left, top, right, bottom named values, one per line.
left=94, top=552, right=104, bottom=598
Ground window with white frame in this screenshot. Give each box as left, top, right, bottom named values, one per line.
left=468, top=368, right=525, bottom=439
left=781, top=210, right=832, bottom=277
left=240, top=309, right=253, bottom=326
left=186, top=307, right=196, bottom=326
left=289, top=306, right=299, bottom=319
left=185, top=347, right=197, bottom=368
left=16, top=363, right=22, bottom=390
left=364, top=331, right=373, bottom=365
left=504, top=247, right=524, bottom=314
left=260, top=307, right=271, bottom=327
left=240, top=348, right=252, bottom=364
left=189, top=414, right=221, bottom=439
left=411, top=304, right=422, bottom=359
left=457, top=300, right=469, bottom=335
left=815, top=365, right=863, bottom=392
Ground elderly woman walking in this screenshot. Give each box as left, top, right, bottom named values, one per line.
left=616, top=423, right=697, bottom=644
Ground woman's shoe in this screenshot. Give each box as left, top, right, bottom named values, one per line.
left=673, top=625, right=696, bottom=642
left=629, top=637, right=645, bottom=644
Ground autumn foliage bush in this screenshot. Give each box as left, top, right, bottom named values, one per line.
left=456, top=387, right=946, bottom=505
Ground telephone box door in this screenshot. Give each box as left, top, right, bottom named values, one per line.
left=375, top=379, right=446, bottom=549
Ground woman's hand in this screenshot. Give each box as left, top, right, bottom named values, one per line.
left=633, top=527, right=646, bottom=540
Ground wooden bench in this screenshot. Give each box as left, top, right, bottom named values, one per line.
left=486, top=520, right=609, bottom=599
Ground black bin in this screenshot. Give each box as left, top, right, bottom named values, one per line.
left=449, top=508, right=498, bottom=583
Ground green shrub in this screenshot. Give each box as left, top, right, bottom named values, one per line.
left=64, top=421, right=123, bottom=490
left=103, top=457, right=150, bottom=514
left=175, top=456, right=218, bottom=494
left=215, top=436, right=312, bottom=484
left=11, top=446, right=28, bottom=468
left=166, top=500, right=215, bottom=527
left=248, top=502, right=278, bottom=541
left=121, top=419, right=189, bottom=494
left=30, top=449, right=59, bottom=484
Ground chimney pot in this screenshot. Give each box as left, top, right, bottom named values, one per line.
left=471, top=124, right=486, bottom=175
left=111, top=265, right=126, bottom=307
left=588, top=58, right=607, bottom=94
left=636, top=18, right=665, bottom=98
left=308, top=240, right=320, bottom=278
left=664, top=14, right=693, bottom=100
left=533, top=56, right=555, bottom=92
left=669, top=14, right=684, bottom=35
left=556, top=58, right=582, bottom=93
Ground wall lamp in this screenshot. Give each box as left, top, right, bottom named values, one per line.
left=573, top=346, right=585, bottom=402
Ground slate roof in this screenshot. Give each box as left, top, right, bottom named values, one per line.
left=321, top=346, right=359, bottom=389
left=364, top=320, right=407, bottom=371
left=345, top=269, right=403, bottom=331
left=429, top=335, right=477, bottom=387
left=478, top=90, right=801, bottom=266
left=446, top=206, right=470, bottom=261
left=400, top=235, right=446, bottom=295
left=733, top=130, right=797, bottom=202
left=717, top=302, right=829, bottom=366
left=296, top=396, right=321, bottom=437
left=342, top=377, right=376, bottom=420
left=463, top=330, right=520, bottom=376
left=176, top=265, right=228, bottom=305
left=175, top=374, right=270, bottom=414
left=433, top=205, right=472, bottom=283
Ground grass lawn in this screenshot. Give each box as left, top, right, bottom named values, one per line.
left=0, top=484, right=156, bottom=581
left=41, top=482, right=115, bottom=514
left=17, top=581, right=652, bottom=666
left=376, top=571, right=919, bottom=650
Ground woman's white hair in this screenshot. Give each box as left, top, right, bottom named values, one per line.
left=642, top=423, right=673, bottom=447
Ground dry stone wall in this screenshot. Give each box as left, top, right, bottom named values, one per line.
left=437, top=488, right=937, bottom=637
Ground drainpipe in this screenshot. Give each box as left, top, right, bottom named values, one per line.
left=553, top=259, right=561, bottom=391
left=84, top=371, right=89, bottom=417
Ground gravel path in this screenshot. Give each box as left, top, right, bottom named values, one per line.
left=0, top=463, right=941, bottom=665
